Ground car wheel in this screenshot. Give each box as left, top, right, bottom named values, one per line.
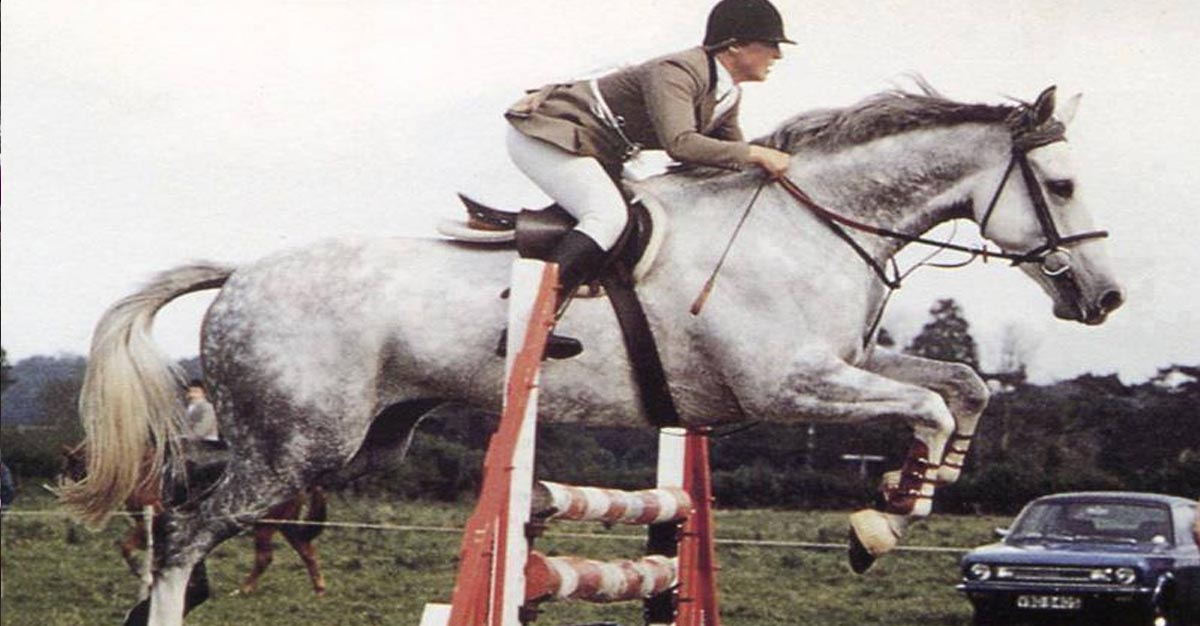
left=970, top=609, right=1004, bottom=626
left=1172, top=567, right=1200, bottom=626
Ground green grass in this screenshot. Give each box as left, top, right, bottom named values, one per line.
left=1, top=492, right=1008, bottom=625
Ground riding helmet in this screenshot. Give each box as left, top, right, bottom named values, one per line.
left=703, top=0, right=795, bottom=49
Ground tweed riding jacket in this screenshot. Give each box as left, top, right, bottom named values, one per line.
left=506, top=47, right=753, bottom=171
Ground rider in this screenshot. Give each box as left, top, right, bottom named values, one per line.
left=503, top=0, right=795, bottom=358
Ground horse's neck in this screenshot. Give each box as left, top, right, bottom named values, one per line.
left=789, top=123, right=1011, bottom=262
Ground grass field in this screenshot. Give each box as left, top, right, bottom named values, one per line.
left=1, top=492, right=1009, bottom=626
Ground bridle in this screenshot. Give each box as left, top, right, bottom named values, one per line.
left=690, top=110, right=1111, bottom=320
left=976, top=141, right=1108, bottom=276
left=775, top=129, right=1110, bottom=287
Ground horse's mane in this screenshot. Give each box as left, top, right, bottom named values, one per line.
left=761, top=85, right=1018, bottom=154
left=669, top=82, right=1059, bottom=180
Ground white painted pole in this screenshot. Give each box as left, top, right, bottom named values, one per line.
left=139, top=504, right=154, bottom=601
left=656, top=427, right=687, bottom=489
left=498, top=259, right=551, bottom=626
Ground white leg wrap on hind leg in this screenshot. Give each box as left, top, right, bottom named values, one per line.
left=148, top=566, right=190, bottom=626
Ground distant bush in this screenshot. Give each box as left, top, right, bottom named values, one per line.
left=715, top=464, right=873, bottom=510
left=1, top=423, right=82, bottom=483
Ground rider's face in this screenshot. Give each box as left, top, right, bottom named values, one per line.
left=724, top=41, right=782, bottom=83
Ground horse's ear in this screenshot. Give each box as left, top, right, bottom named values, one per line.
left=1056, top=92, right=1082, bottom=128
left=1032, top=85, right=1057, bottom=126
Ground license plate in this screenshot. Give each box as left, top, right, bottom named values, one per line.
left=1016, top=595, right=1082, bottom=611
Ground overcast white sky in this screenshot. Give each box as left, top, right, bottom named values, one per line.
left=2, top=0, right=1199, bottom=384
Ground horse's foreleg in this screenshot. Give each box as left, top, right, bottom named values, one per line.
left=863, top=349, right=989, bottom=485
left=739, top=357, right=957, bottom=572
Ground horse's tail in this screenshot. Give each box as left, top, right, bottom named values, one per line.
left=57, top=263, right=235, bottom=527
left=295, top=487, right=328, bottom=543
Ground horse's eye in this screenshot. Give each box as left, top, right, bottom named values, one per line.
left=1045, top=179, right=1074, bottom=200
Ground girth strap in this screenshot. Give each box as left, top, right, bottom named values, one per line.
left=598, top=262, right=682, bottom=428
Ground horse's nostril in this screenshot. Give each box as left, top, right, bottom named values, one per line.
left=1099, top=289, right=1124, bottom=313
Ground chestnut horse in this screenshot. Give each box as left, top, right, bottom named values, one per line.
left=61, top=443, right=328, bottom=596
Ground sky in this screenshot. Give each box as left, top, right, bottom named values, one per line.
left=2, top=0, right=1199, bottom=384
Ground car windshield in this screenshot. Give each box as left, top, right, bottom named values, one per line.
left=1007, top=500, right=1174, bottom=545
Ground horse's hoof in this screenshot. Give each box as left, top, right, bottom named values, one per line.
left=847, top=509, right=898, bottom=574
left=122, top=599, right=150, bottom=626
left=847, top=527, right=876, bottom=574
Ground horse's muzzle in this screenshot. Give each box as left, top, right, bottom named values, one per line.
left=1068, top=286, right=1124, bottom=326
left=1085, top=288, right=1125, bottom=325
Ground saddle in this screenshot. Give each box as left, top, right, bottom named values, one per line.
left=440, top=193, right=681, bottom=428
left=440, top=191, right=668, bottom=286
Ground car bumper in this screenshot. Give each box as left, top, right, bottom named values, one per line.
left=958, top=583, right=1158, bottom=622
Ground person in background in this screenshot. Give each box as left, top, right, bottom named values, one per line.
left=184, top=380, right=220, bottom=443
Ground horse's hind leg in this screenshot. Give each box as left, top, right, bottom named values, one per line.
left=130, top=466, right=307, bottom=626
left=127, top=558, right=212, bottom=618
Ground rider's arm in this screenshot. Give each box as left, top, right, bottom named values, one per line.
left=641, top=58, right=790, bottom=176
left=639, top=58, right=752, bottom=170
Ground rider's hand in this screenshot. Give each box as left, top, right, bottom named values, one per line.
left=748, top=145, right=791, bottom=178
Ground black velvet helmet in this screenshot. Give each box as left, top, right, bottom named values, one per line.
left=703, top=0, right=795, bottom=49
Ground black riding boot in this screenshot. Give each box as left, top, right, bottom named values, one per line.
left=498, top=230, right=607, bottom=360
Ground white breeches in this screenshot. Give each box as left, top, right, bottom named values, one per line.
left=506, top=126, right=627, bottom=250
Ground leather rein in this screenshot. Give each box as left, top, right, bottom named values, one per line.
left=774, top=138, right=1109, bottom=289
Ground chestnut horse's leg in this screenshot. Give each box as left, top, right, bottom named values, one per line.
left=119, top=518, right=147, bottom=575
left=239, top=496, right=302, bottom=595
left=280, top=488, right=328, bottom=595
left=238, top=524, right=279, bottom=595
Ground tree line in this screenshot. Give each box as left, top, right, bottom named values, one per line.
left=2, top=301, right=1196, bottom=514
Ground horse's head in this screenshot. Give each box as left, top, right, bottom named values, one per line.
left=972, top=86, right=1124, bottom=325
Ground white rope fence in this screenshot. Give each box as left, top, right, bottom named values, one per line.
left=1, top=508, right=971, bottom=555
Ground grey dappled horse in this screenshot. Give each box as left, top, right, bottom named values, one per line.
left=61, top=86, right=1122, bottom=625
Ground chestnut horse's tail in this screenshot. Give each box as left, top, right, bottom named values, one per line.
left=57, top=263, right=235, bottom=527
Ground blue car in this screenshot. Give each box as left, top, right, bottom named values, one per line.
left=958, top=492, right=1199, bottom=626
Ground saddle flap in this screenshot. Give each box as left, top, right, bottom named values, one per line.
left=516, top=205, right=577, bottom=260
left=449, top=190, right=668, bottom=283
